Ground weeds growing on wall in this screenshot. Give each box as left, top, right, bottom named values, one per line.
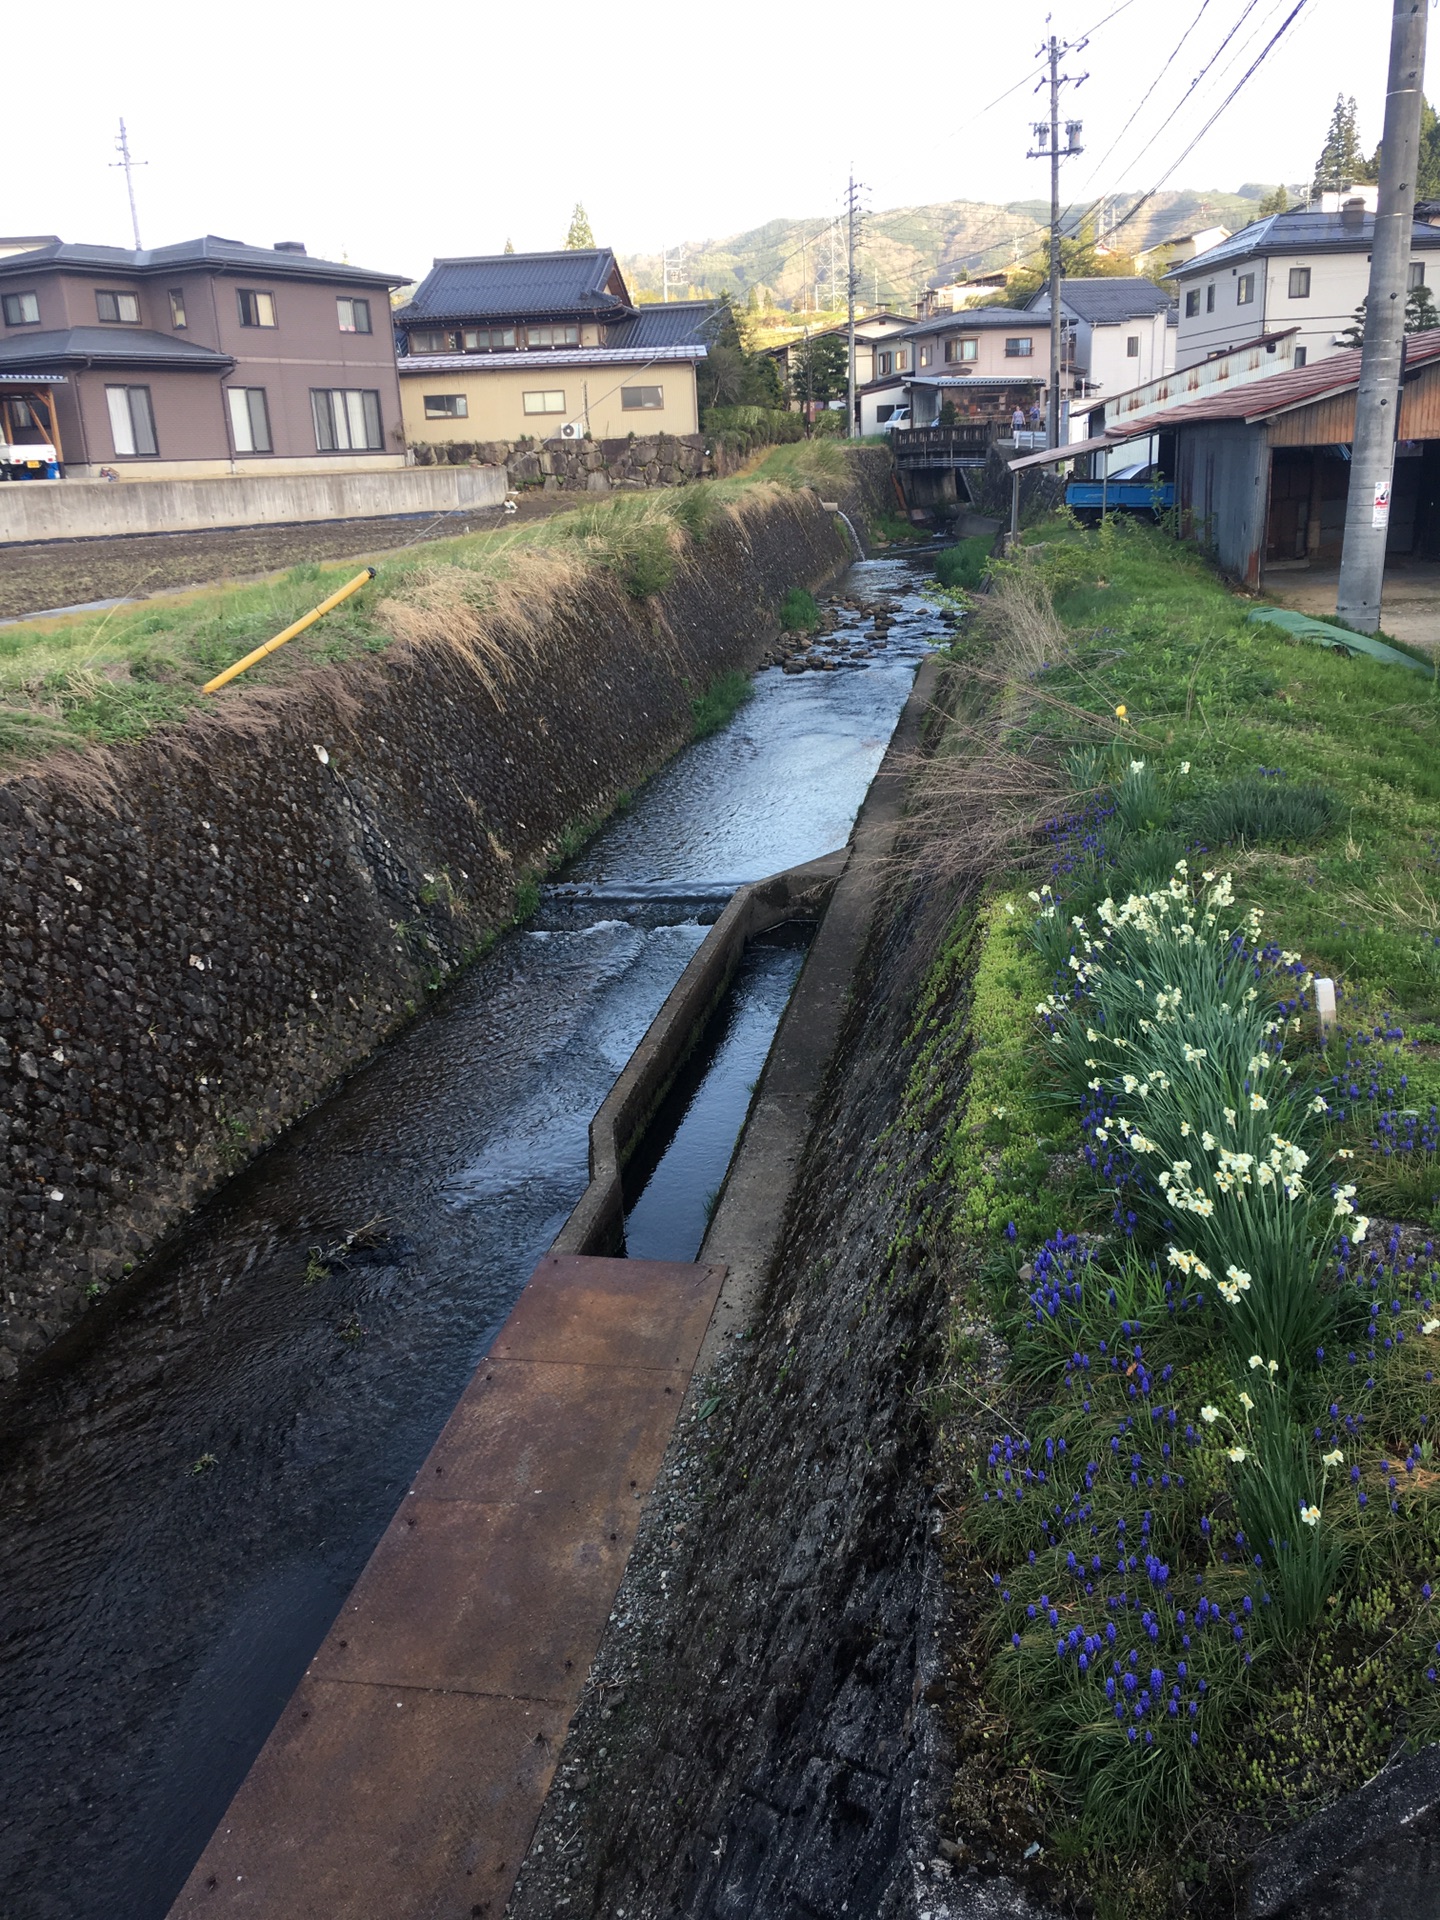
left=913, top=516, right=1440, bottom=1912
left=690, top=670, right=753, bottom=740
left=779, top=587, right=820, bottom=632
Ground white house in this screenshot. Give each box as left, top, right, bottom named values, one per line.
left=1135, top=226, right=1231, bottom=278
left=1167, top=196, right=1440, bottom=371
left=1025, top=278, right=1176, bottom=422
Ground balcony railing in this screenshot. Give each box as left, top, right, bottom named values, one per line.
left=890, top=423, right=1049, bottom=467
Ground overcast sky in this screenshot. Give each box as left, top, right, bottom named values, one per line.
left=8, top=0, right=1433, bottom=278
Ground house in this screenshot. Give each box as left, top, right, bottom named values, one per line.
left=394, top=251, right=719, bottom=443
left=1026, top=331, right=1440, bottom=588
left=914, top=272, right=1015, bottom=316
left=1024, top=278, right=1175, bottom=417
left=764, top=312, right=912, bottom=409
left=1135, top=226, right=1230, bottom=278
left=857, top=307, right=1055, bottom=435
left=1166, top=197, right=1440, bottom=372
left=0, top=237, right=407, bottom=479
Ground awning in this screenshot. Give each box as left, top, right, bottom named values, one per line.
left=0, top=371, right=66, bottom=383
left=910, top=374, right=1048, bottom=389
left=1007, top=428, right=1151, bottom=471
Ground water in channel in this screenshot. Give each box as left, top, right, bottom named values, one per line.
left=0, top=556, right=941, bottom=1920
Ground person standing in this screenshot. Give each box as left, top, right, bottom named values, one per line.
left=1011, top=405, right=1026, bottom=436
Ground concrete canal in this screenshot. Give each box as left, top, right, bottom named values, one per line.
left=0, top=556, right=945, bottom=1919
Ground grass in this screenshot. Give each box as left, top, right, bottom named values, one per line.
left=779, top=586, right=821, bottom=632
left=0, top=441, right=858, bottom=772
left=690, top=670, right=753, bottom=739
left=934, top=535, right=994, bottom=592
left=909, top=516, right=1440, bottom=1912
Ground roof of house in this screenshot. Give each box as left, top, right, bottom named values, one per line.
left=1028, top=277, right=1176, bottom=324
left=1171, top=209, right=1440, bottom=277
left=903, top=306, right=1042, bottom=339
left=763, top=311, right=912, bottom=358
left=1105, top=329, right=1440, bottom=433
left=0, top=236, right=403, bottom=286
left=397, top=344, right=708, bottom=375
left=397, top=249, right=632, bottom=323
left=607, top=300, right=722, bottom=349
left=0, top=326, right=235, bottom=371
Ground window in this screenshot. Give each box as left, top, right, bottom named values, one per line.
left=311, top=387, right=383, bottom=450
left=409, top=329, right=452, bottom=354
left=1206, top=284, right=1215, bottom=313
left=896, top=348, right=909, bottom=371
left=522, top=390, right=566, bottom=415
left=1288, top=267, right=1311, bottom=298
left=918, top=344, right=933, bottom=368
left=944, top=337, right=977, bottom=362
left=876, top=350, right=894, bottom=376
left=169, top=289, right=187, bottom=329
left=1236, top=273, right=1255, bottom=305
left=1185, top=289, right=1200, bottom=317
left=461, top=327, right=516, bottom=351
left=621, top=385, right=664, bottom=410
left=1, top=291, right=39, bottom=326
left=1293, top=345, right=1308, bottom=368
left=96, top=290, right=141, bottom=324
left=237, top=289, right=277, bottom=328
left=1410, top=262, right=1427, bottom=290
left=525, top=324, right=580, bottom=348
left=1004, top=337, right=1033, bottom=357
left=1126, top=334, right=1140, bottom=357
left=105, top=384, right=158, bottom=457
left=226, top=387, right=272, bottom=454
left=424, top=393, right=468, bottom=418
left=336, top=296, right=372, bottom=334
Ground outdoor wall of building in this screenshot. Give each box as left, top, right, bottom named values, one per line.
left=1175, top=420, right=1270, bottom=587
left=400, top=362, right=700, bottom=444
left=1084, top=311, right=1174, bottom=396
left=1168, top=249, right=1430, bottom=370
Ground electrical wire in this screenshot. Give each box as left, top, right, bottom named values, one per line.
left=1080, top=0, right=1215, bottom=187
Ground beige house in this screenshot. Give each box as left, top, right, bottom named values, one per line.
left=858, top=308, right=1051, bottom=433
left=394, top=250, right=716, bottom=445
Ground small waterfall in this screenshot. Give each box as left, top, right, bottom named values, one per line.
left=821, top=502, right=865, bottom=560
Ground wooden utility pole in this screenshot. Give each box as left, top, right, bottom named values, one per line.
left=1029, top=40, right=1085, bottom=449
left=111, top=118, right=146, bottom=251
left=1336, top=0, right=1428, bottom=632
left=846, top=172, right=865, bottom=439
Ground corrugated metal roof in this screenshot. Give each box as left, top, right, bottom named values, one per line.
left=0, top=237, right=403, bottom=286
left=1028, top=277, right=1176, bottom=324
left=1123, top=331, right=1440, bottom=430
left=1173, top=209, right=1440, bottom=276
left=398, top=249, right=630, bottom=322
left=397, top=345, right=706, bottom=374
left=0, top=327, right=234, bottom=370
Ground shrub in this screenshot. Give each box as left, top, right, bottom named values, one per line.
left=934, top=535, right=993, bottom=591
left=779, top=587, right=820, bottom=632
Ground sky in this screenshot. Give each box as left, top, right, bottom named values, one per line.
left=7, top=0, right=1435, bottom=280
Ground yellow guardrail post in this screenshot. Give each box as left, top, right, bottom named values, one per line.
left=201, top=567, right=377, bottom=694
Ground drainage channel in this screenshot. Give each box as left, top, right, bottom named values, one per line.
left=0, top=554, right=943, bottom=1920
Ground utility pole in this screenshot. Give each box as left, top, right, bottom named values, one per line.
left=1336, top=0, right=1427, bottom=633
left=112, top=118, right=146, bottom=250
left=1028, top=40, right=1086, bottom=448
left=662, top=244, right=669, bottom=303
left=846, top=171, right=866, bottom=439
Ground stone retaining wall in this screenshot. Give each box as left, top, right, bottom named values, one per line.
left=410, top=430, right=716, bottom=492
left=0, top=483, right=864, bottom=1392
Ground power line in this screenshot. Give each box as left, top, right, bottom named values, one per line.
left=1080, top=0, right=1215, bottom=187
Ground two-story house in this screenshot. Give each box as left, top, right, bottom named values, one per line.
left=1167, top=195, right=1440, bottom=372
left=0, top=236, right=406, bottom=479
left=857, top=308, right=1054, bottom=434
left=394, top=251, right=719, bottom=444
left=1024, top=278, right=1176, bottom=415
left=764, top=311, right=912, bottom=412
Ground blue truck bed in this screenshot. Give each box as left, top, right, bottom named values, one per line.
left=1066, top=480, right=1175, bottom=510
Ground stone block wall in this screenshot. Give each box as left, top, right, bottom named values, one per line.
left=409, top=431, right=718, bottom=492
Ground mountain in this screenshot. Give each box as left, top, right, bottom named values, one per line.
left=618, top=187, right=1288, bottom=309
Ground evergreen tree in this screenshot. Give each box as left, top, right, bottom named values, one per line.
left=1312, top=95, right=1366, bottom=195
left=1339, top=284, right=1440, bottom=349
left=503, top=237, right=515, bottom=254
left=1367, top=100, right=1440, bottom=198
left=564, top=203, right=595, bottom=250
left=1257, top=184, right=1294, bottom=218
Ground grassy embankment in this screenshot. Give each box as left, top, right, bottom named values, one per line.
left=900, top=517, right=1440, bottom=1912
left=0, top=439, right=855, bottom=770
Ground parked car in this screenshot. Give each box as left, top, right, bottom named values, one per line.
left=880, top=406, right=912, bottom=433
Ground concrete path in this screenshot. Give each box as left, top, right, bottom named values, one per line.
left=1264, top=558, right=1440, bottom=655
left=168, top=1253, right=724, bottom=1920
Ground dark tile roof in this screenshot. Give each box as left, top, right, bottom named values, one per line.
left=1029, top=277, right=1176, bottom=324
left=1172, top=209, right=1440, bottom=275
left=398, top=249, right=631, bottom=322
left=0, top=236, right=403, bottom=286
left=607, top=300, right=722, bottom=349
left=903, top=306, right=1040, bottom=338
left=0, top=327, right=234, bottom=370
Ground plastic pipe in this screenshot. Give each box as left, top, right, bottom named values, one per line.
left=201, top=567, right=376, bottom=694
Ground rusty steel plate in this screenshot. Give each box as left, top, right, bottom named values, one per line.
left=488, top=1253, right=726, bottom=1370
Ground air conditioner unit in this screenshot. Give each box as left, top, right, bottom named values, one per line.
left=559, top=420, right=587, bottom=441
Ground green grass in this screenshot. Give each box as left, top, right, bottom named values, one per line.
left=690, top=669, right=753, bottom=739
left=779, top=586, right=820, bottom=632
left=0, top=440, right=860, bottom=771
left=918, top=516, right=1440, bottom=1912
left=933, top=535, right=993, bottom=592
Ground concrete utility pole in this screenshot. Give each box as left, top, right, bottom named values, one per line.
left=1028, top=40, right=1086, bottom=449
left=1336, top=0, right=1428, bottom=632
left=846, top=171, right=865, bottom=439
left=112, top=118, right=146, bottom=251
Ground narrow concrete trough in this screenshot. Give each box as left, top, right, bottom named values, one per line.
left=168, top=1252, right=724, bottom=1919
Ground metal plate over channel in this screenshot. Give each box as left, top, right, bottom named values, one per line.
left=168, top=1253, right=725, bottom=1919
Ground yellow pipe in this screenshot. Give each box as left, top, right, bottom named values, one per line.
left=201, top=567, right=377, bottom=694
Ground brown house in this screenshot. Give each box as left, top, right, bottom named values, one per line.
left=0, top=237, right=407, bottom=479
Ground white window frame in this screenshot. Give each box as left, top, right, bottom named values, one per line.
left=522, top=390, right=566, bottom=415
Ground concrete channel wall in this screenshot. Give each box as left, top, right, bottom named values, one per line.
left=0, top=463, right=506, bottom=543
left=0, top=470, right=888, bottom=1395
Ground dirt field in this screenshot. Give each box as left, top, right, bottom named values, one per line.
left=0, top=493, right=576, bottom=621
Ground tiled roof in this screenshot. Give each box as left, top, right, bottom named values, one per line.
left=398, top=249, right=631, bottom=322
left=902, top=307, right=1041, bottom=339
left=0, top=236, right=403, bottom=286
left=397, top=344, right=706, bottom=373
left=1114, top=330, right=1440, bottom=430
left=607, top=301, right=722, bottom=349
left=1172, top=209, right=1440, bottom=276
left=0, top=327, right=234, bottom=370
left=1029, top=277, right=1176, bottom=324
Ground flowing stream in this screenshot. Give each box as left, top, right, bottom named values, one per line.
left=0, top=556, right=943, bottom=1920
